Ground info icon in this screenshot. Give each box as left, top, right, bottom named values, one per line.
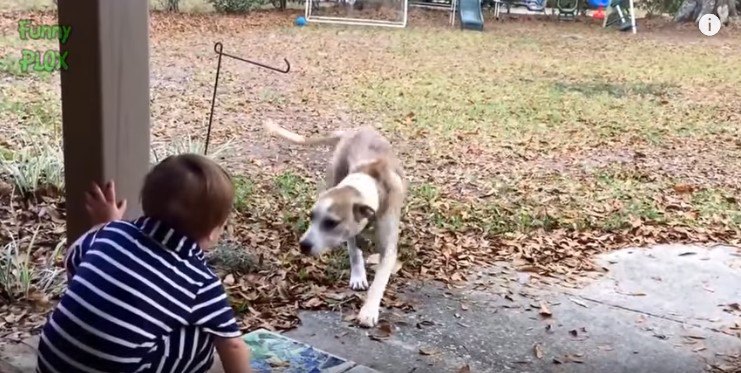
left=698, top=14, right=721, bottom=36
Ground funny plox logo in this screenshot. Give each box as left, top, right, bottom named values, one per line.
left=17, top=20, right=71, bottom=73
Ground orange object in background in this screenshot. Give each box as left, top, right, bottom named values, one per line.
left=593, top=6, right=605, bottom=19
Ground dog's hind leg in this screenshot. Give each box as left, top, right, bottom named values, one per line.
left=356, top=214, right=399, bottom=328
left=347, top=236, right=369, bottom=291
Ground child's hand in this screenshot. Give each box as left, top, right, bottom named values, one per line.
left=85, top=180, right=127, bottom=225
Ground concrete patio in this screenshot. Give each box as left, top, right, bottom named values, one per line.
left=2, top=243, right=739, bottom=372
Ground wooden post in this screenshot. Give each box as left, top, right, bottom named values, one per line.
left=58, top=0, right=151, bottom=244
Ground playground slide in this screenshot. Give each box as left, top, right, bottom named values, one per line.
left=458, top=0, right=484, bottom=31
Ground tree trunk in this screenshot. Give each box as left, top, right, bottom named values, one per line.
left=675, top=0, right=736, bottom=23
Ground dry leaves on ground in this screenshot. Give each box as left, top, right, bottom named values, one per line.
left=1, top=8, right=740, bottom=336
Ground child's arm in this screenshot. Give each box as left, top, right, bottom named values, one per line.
left=64, top=223, right=105, bottom=280
left=193, top=277, right=252, bottom=373
left=65, top=180, right=127, bottom=279
left=214, top=336, right=252, bottom=373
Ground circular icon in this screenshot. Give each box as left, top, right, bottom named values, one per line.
left=698, top=14, right=721, bottom=36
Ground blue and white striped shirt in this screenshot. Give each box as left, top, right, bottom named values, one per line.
left=36, top=217, right=242, bottom=373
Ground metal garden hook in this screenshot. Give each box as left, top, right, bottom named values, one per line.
left=205, top=42, right=291, bottom=155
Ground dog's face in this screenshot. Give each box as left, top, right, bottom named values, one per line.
left=299, top=187, right=374, bottom=256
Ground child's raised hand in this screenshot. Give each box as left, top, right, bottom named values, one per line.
left=85, top=180, right=127, bottom=225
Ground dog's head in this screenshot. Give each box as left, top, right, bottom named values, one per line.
left=299, top=186, right=374, bottom=256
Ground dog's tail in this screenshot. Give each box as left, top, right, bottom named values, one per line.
left=263, top=120, right=344, bottom=147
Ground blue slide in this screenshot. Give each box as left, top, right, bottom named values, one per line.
left=458, top=0, right=484, bottom=31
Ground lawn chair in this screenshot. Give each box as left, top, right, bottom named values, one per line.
left=602, top=0, right=636, bottom=32
left=556, top=0, right=579, bottom=20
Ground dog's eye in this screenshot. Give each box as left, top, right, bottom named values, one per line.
left=321, top=219, right=339, bottom=230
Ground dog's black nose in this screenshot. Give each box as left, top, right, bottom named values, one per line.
left=299, top=240, right=312, bottom=255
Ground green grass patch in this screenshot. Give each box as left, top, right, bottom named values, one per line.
left=233, top=176, right=255, bottom=212
left=551, top=81, right=676, bottom=98
left=273, top=171, right=314, bottom=231
left=691, top=189, right=741, bottom=226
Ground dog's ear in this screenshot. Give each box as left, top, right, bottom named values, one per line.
left=353, top=203, right=375, bottom=222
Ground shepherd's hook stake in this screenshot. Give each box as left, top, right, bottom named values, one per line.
left=205, top=42, right=290, bottom=155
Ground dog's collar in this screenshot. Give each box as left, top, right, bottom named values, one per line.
left=337, top=172, right=380, bottom=212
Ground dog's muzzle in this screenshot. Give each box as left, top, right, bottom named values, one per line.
left=299, top=239, right=312, bottom=255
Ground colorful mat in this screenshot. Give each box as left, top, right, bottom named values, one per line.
left=244, top=329, right=361, bottom=373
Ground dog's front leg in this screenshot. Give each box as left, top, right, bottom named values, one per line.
left=356, top=215, right=399, bottom=328
left=347, top=236, right=368, bottom=291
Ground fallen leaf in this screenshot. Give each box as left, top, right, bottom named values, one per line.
left=457, top=364, right=471, bottom=373
left=416, top=320, right=435, bottom=329
left=539, top=302, right=552, bottom=317
left=369, top=324, right=393, bottom=342
left=673, top=184, right=694, bottom=194
left=303, top=297, right=323, bottom=308
left=533, top=343, right=544, bottom=359
left=378, top=320, right=394, bottom=336
left=419, top=347, right=437, bottom=356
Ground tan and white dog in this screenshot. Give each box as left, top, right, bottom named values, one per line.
left=263, top=120, right=406, bottom=327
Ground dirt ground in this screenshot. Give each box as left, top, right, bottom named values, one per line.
left=0, top=7, right=739, bottom=340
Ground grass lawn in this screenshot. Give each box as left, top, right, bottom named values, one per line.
left=0, top=6, right=739, bottom=334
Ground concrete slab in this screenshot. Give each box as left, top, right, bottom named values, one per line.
left=285, top=244, right=741, bottom=372
left=0, top=337, right=37, bottom=373
left=345, top=366, right=383, bottom=373
left=1, top=244, right=738, bottom=373
left=580, top=244, right=740, bottom=330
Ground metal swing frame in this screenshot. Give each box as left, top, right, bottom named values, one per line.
left=305, top=0, right=409, bottom=28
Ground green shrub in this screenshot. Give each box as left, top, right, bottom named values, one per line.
left=638, top=0, right=684, bottom=16
left=150, top=134, right=236, bottom=165
left=0, top=139, right=64, bottom=197
left=208, top=0, right=267, bottom=12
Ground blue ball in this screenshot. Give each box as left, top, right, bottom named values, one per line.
left=295, top=16, right=307, bottom=27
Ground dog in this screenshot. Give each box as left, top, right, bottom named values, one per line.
left=263, top=120, right=406, bottom=328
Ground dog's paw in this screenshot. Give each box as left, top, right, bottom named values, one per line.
left=356, top=306, right=379, bottom=328
left=349, top=275, right=369, bottom=291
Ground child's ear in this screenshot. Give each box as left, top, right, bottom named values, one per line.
left=206, top=227, right=221, bottom=246
left=353, top=203, right=375, bottom=222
